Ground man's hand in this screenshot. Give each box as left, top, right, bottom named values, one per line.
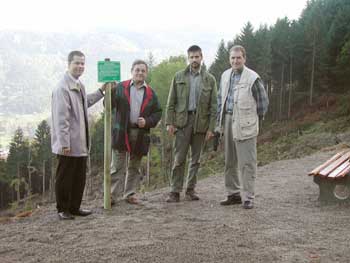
left=101, top=81, right=117, bottom=92
left=167, top=125, right=175, bottom=136
left=214, top=126, right=223, bottom=136
left=62, top=147, right=71, bottom=155
left=137, top=117, right=146, bottom=128
left=205, top=131, right=214, bottom=141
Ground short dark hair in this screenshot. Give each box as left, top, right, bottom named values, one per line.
left=68, top=50, right=85, bottom=64
left=229, top=45, right=246, bottom=59
left=131, top=59, right=148, bottom=71
left=187, top=45, right=202, bottom=55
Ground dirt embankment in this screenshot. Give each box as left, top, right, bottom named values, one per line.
left=1, top=150, right=350, bottom=263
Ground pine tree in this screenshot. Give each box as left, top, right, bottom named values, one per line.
left=236, top=22, right=259, bottom=70
left=209, top=40, right=230, bottom=84
left=6, top=128, right=30, bottom=179
left=6, top=128, right=30, bottom=200
left=32, top=120, right=52, bottom=192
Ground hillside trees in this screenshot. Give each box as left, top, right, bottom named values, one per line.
left=0, top=121, right=54, bottom=208
left=209, top=0, right=350, bottom=122
left=32, top=120, right=52, bottom=194
left=208, top=40, right=230, bottom=85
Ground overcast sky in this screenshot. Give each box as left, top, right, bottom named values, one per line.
left=1, top=0, right=308, bottom=40
left=0, top=0, right=309, bottom=76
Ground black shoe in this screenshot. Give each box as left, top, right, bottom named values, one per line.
left=70, top=209, right=92, bottom=216
left=58, top=212, right=75, bottom=220
left=166, top=192, right=180, bottom=203
left=125, top=195, right=141, bottom=205
left=243, top=200, right=254, bottom=209
left=185, top=190, right=200, bottom=201
left=220, top=194, right=242, bottom=205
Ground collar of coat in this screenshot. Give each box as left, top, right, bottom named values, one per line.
left=122, top=79, right=153, bottom=114
left=184, top=64, right=207, bottom=75
left=65, top=71, right=83, bottom=91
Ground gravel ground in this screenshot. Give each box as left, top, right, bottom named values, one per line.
left=1, top=150, right=350, bottom=263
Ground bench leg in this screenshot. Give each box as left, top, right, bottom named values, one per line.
left=313, top=176, right=350, bottom=203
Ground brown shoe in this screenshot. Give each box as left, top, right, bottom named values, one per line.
left=166, top=192, right=180, bottom=203
left=220, top=194, right=242, bottom=205
left=185, top=190, right=200, bottom=201
left=126, top=195, right=140, bottom=205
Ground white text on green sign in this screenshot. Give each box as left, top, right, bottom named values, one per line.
left=98, top=61, right=121, bottom=82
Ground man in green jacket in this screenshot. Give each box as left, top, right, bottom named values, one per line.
left=165, top=45, right=217, bottom=202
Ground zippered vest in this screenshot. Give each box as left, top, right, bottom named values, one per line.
left=219, top=66, right=259, bottom=140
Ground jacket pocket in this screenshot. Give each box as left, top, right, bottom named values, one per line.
left=199, top=86, right=211, bottom=105
left=240, top=115, right=258, bottom=138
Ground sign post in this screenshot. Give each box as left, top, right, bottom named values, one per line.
left=98, top=59, right=120, bottom=210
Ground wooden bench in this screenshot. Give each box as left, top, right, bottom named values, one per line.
left=308, top=151, right=350, bottom=202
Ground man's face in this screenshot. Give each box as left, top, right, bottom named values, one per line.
left=131, top=63, right=148, bottom=83
left=68, top=55, right=85, bottom=79
left=230, top=50, right=246, bottom=72
left=188, top=51, right=203, bottom=71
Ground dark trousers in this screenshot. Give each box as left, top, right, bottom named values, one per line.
left=55, top=155, right=87, bottom=213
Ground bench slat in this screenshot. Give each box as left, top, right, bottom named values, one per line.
left=308, top=151, right=345, bottom=176
left=319, top=151, right=350, bottom=177
left=337, top=163, right=350, bottom=178
left=328, top=161, right=350, bottom=178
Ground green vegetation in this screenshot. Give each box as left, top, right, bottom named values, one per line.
left=0, top=121, right=52, bottom=209
left=258, top=93, right=350, bottom=165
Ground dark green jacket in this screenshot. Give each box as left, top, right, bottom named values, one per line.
left=111, top=80, right=162, bottom=156
left=165, top=65, right=217, bottom=133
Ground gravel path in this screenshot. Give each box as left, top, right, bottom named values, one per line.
left=1, top=150, right=349, bottom=263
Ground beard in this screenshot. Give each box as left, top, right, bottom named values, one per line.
left=191, top=62, right=200, bottom=69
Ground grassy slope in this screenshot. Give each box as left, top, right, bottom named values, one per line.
left=197, top=94, right=350, bottom=180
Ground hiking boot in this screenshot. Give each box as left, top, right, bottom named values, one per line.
left=243, top=200, right=254, bottom=209
left=166, top=192, right=180, bottom=203
left=185, top=190, right=200, bottom=201
left=57, top=212, right=75, bottom=220
left=125, top=194, right=141, bottom=205
left=220, top=194, right=242, bottom=205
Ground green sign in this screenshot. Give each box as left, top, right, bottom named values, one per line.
left=98, top=61, right=121, bottom=82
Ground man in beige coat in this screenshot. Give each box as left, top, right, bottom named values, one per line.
left=216, top=45, right=269, bottom=209
left=51, top=50, right=105, bottom=220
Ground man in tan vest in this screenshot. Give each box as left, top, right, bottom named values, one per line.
left=216, top=45, right=269, bottom=209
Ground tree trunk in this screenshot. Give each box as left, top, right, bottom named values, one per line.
left=146, top=145, right=150, bottom=187
left=309, top=35, right=316, bottom=106
left=279, top=64, right=285, bottom=120
left=50, top=156, right=55, bottom=202
left=161, top=121, right=167, bottom=183
left=17, top=164, right=20, bottom=202
left=288, top=56, right=293, bottom=119
left=42, top=160, right=46, bottom=197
